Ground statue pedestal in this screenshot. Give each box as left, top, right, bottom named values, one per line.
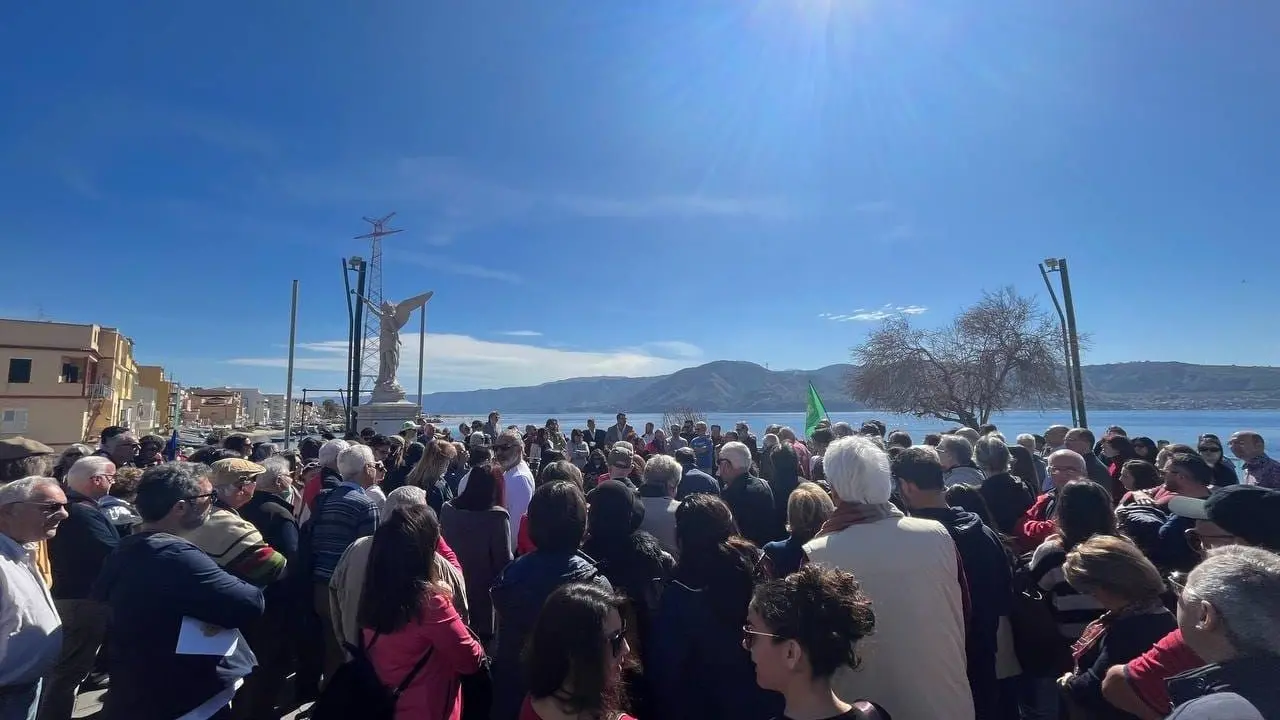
left=354, top=401, right=421, bottom=436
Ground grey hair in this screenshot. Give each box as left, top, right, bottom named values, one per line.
left=1184, top=545, right=1280, bottom=657
left=762, top=434, right=781, bottom=453
left=318, top=439, right=349, bottom=469
left=61, top=443, right=94, bottom=459
left=0, top=476, right=61, bottom=505
left=831, top=422, right=855, bottom=439
left=643, top=454, right=682, bottom=493
left=953, top=427, right=981, bottom=444
left=974, top=436, right=1011, bottom=474
left=719, top=442, right=752, bottom=471
left=66, top=456, right=114, bottom=486
left=1016, top=434, right=1037, bottom=451
left=134, top=462, right=211, bottom=522
left=257, top=456, right=292, bottom=492
left=937, top=435, right=974, bottom=467
left=381, top=485, right=427, bottom=523
left=336, top=444, right=375, bottom=481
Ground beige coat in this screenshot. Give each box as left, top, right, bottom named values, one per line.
left=328, top=536, right=469, bottom=655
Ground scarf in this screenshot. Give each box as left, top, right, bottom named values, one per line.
left=815, top=501, right=897, bottom=538
left=1071, top=599, right=1169, bottom=665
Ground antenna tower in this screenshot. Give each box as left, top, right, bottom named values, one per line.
left=354, top=213, right=404, bottom=398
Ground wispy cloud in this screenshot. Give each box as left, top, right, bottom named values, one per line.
left=819, top=304, right=928, bottom=322
left=226, top=333, right=704, bottom=392
left=403, top=253, right=522, bottom=284
left=500, top=330, right=542, bottom=337
left=274, top=156, right=794, bottom=244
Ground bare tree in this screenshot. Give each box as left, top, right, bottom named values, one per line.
left=846, top=287, right=1066, bottom=429
left=662, top=407, right=707, bottom=432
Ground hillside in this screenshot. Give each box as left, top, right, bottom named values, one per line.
left=414, top=360, right=1280, bottom=414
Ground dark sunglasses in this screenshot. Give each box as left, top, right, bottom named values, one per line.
left=182, top=491, right=217, bottom=503
left=1198, top=446, right=1222, bottom=454
left=13, top=500, right=69, bottom=515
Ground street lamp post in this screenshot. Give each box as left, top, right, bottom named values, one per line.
left=1039, top=262, right=1078, bottom=428
left=1043, top=257, right=1088, bottom=428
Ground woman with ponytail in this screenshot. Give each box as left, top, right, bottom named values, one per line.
left=650, top=493, right=784, bottom=720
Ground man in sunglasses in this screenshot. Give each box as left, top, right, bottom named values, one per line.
left=0, top=476, right=68, bottom=720
left=180, top=459, right=286, bottom=588
left=90, top=462, right=263, bottom=720
left=96, top=426, right=140, bottom=469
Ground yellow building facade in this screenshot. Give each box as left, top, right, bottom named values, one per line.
left=0, top=319, right=138, bottom=448
left=138, top=365, right=179, bottom=430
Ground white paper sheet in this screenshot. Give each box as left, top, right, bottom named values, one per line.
left=175, top=616, right=241, bottom=657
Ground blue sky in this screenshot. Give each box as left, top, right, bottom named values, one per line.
left=3, top=1, right=1279, bottom=394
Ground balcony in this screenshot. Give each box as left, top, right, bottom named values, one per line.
left=86, top=384, right=114, bottom=400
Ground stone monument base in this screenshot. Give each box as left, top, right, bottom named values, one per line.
left=354, top=401, right=421, bottom=436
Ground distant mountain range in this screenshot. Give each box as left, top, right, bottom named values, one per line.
left=407, top=361, right=1280, bottom=414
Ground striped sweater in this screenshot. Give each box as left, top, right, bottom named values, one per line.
left=1030, top=538, right=1105, bottom=641
left=309, top=483, right=379, bottom=582
left=182, top=507, right=287, bottom=587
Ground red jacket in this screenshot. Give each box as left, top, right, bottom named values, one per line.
left=1014, top=492, right=1057, bottom=553
left=364, top=592, right=483, bottom=720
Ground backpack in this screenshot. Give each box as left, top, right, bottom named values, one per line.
left=1008, top=550, right=1072, bottom=676
left=311, top=633, right=434, bottom=720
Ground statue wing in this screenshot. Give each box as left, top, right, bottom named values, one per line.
left=392, top=291, right=434, bottom=326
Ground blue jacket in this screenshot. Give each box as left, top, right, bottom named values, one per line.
left=649, top=581, right=784, bottom=720
left=92, top=531, right=264, bottom=720
left=675, top=466, right=719, bottom=500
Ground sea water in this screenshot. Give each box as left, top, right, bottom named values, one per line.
left=455, top=409, right=1280, bottom=451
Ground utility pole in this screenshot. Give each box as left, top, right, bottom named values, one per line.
left=1039, top=262, right=1078, bottom=428
left=284, top=280, right=299, bottom=450
left=345, top=257, right=368, bottom=432
left=1042, top=257, right=1088, bottom=428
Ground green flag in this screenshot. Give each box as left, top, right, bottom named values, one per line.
left=805, top=381, right=828, bottom=438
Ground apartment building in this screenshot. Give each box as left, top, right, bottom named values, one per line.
left=184, top=388, right=243, bottom=427
left=138, top=365, right=181, bottom=430
left=0, top=319, right=138, bottom=448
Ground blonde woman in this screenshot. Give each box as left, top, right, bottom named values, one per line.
left=761, top=482, right=834, bottom=576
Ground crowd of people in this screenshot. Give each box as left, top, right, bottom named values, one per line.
left=1, top=413, right=1279, bottom=720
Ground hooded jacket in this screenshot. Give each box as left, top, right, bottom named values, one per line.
left=911, top=506, right=1011, bottom=720
left=488, top=551, right=611, bottom=720
left=1167, top=655, right=1280, bottom=719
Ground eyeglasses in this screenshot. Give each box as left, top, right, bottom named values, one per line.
left=606, top=622, right=628, bottom=657
left=10, top=501, right=69, bottom=516
left=741, top=624, right=783, bottom=650
left=1198, top=447, right=1222, bottom=454
left=1167, top=573, right=1187, bottom=596
left=1185, top=528, right=1235, bottom=554
left=182, top=491, right=217, bottom=503
left=95, top=473, right=117, bottom=483
left=234, top=476, right=259, bottom=489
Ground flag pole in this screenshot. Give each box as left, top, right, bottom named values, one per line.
left=283, top=280, right=299, bottom=450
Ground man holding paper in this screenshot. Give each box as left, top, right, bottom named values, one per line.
left=92, top=462, right=264, bottom=720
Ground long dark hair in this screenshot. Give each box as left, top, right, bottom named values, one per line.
left=1121, top=460, right=1161, bottom=491
left=1054, top=480, right=1117, bottom=552
left=523, top=583, right=628, bottom=717
left=1007, top=445, right=1041, bottom=496
left=453, top=464, right=504, bottom=511
left=673, top=493, right=761, bottom=625
left=357, top=504, right=446, bottom=634
left=1104, top=435, right=1138, bottom=463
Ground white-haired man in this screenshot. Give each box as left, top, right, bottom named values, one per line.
left=311, top=444, right=382, bottom=680
left=718, top=441, right=779, bottom=547
left=638, top=455, right=682, bottom=558
left=938, top=435, right=985, bottom=487
left=802, top=436, right=974, bottom=720
left=492, top=431, right=534, bottom=552
left=1165, top=545, right=1280, bottom=717
left=0, top=477, right=67, bottom=720
left=43, top=457, right=120, bottom=720
left=1014, top=448, right=1086, bottom=552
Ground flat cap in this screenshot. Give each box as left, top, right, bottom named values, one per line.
left=0, top=437, right=55, bottom=461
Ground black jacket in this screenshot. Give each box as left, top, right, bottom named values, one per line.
left=1210, top=460, right=1239, bottom=487
left=911, top=506, right=1010, bottom=720
left=650, top=580, right=784, bottom=720
left=1167, top=655, right=1280, bottom=719
left=48, top=488, right=119, bottom=600
left=978, top=472, right=1035, bottom=536
left=489, top=551, right=611, bottom=720
left=721, top=474, right=780, bottom=547
left=1064, top=608, right=1176, bottom=719
left=92, top=531, right=263, bottom=720
left=239, top=491, right=300, bottom=607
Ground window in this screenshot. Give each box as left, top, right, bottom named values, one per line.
left=7, top=359, right=32, bottom=384
left=60, top=359, right=81, bottom=384
left=1, top=409, right=28, bottom=433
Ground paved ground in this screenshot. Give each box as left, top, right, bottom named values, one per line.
left=73, top=687, right=313, bottom=719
